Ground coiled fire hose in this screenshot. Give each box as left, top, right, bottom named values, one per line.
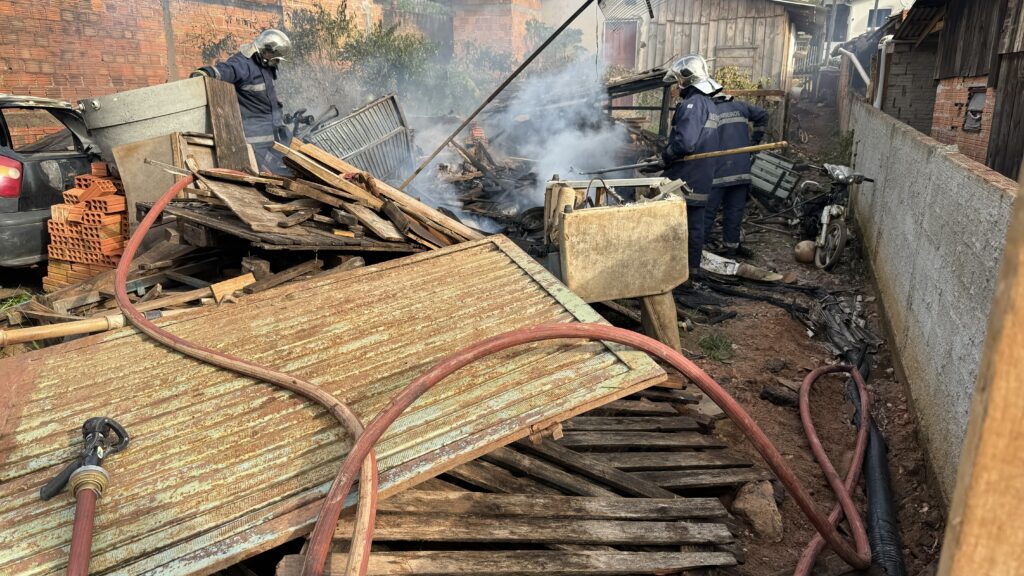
left=118, top=175, right=874, bottom=576
left=114, top=174, right=378, bottom=576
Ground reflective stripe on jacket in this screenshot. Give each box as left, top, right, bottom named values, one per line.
left=208, top=52, right=283, bottom=145
left=712, top=96, right=769, bottom=186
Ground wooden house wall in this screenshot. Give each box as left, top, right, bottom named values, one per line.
left=935, top=0, right=1006, bottom=79
left=987, top=0, right=1024, bottom=179
left=644, top=0, right=794, bottom=89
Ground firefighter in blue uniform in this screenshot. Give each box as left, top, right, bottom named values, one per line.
left=658, top=55, right=723, bottom=274
left=706, top=94, right=769, bottom=257
left=191, top=29, right=292, bottom=173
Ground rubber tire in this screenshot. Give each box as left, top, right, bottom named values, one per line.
left=815, top=220, right=848, bottom=271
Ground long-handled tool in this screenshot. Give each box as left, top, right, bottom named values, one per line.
left=41, top=417, right=130, bottom=576
left=577, top=141, right=789, bottom=176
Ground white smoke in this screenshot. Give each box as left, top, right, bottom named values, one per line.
left=475, top=57, right=629, bottom=208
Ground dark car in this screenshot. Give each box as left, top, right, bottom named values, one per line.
left=0, top=95, right=96, bottom=267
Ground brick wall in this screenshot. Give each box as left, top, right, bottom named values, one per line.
left=931, top=76, right=996, bottom=164
left=0, top=1, right=168, bottom=102
left=452, top=0, right=541, bottom=60
left=0, top=0, right=369, bottom=106
left=882, top=41, right=938, bottom=135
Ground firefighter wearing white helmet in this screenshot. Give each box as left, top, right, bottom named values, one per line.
left=192, top=29, right=293, bottom=173
left=657, top=55, right=722, bottom=273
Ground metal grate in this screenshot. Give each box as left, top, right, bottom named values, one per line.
left=306, top=94, right=415, bottom=185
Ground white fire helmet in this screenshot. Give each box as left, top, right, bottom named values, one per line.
left=247, top=29, right=292, bottom=68
left=663, top=55, right=723, bottom=96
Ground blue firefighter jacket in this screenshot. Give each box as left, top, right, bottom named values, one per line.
left=662, top=90, right=720, bottom=202
left=203, top=52, right=283, bottom=151
left=712, top=96, right=769, bottom=187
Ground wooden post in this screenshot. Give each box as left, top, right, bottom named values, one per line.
left=659, top=85, right=673, bottom=138
left=937, top=178, right=1024, bottom=575
left=640, top=291, right=681, bottom=353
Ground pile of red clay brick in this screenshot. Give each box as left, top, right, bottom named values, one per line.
left=43, top=163, right=127, bottom=292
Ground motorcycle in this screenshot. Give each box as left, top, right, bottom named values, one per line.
left=797, top=163, right=874, bottom=271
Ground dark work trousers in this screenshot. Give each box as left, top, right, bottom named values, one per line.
left=705, top=183, right=750, bottom=246
left=687, top=203, right=706, bottom=271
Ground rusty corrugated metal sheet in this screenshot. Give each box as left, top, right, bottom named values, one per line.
left=0, top=236, right=664, bottom=576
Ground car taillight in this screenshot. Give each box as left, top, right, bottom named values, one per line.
left=0, top=156, right=23, bottom=199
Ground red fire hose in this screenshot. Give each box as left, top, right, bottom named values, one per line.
left=300, top=325, right=873, bottom=576
left=795, top=365, right=871, bottom=575
left=67, top=469, right=105, bottom=576
left=118, top=175, right=873, bottom=576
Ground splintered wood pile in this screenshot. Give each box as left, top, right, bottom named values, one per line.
left=165, top=141, right=484, bottom=253
left=433, top=138, right=539, bottom=224
left=277, top=374, right=765, bottom=576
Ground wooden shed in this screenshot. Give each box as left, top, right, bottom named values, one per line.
left=640, top=0, right=821, bottom=89
left=987, top=0, right=1024, bottom=180
left=889, top=0, right=1024, bottom=180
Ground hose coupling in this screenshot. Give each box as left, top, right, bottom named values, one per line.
left=69, top=466, right=110, bottom=498
left=39, top=417, right=129, bottom=501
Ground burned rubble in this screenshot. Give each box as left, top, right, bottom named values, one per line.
left=5, top=1, right=1018, bottom=575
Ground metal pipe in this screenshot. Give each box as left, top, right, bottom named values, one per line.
left=0, top=316, right=124, bottom=346
left=874, top=36, right=894, bottom=109
left=316, top=324, right=873, bottom=573
left=397, top=0, right=598, bottom=190
left=580, top=142, right=789, bottom=176
left=0, top=307, right=198, bottom=346
left=683, top=140, right=788, bottom=162
left=837, top=48, right=871, bottom=86
left=114, top=175, right=379, bottom=576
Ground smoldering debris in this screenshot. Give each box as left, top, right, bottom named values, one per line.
left=413, top=57, right=639, bottom=238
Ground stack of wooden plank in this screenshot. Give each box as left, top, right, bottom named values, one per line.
left=43, top=164, right=126, bottom=292
left=278, top=373, right=765, bottom=576
left=162, top=141, right=484, bottom=253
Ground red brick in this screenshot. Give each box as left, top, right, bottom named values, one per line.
left=930, top=76, right=994, bottom=164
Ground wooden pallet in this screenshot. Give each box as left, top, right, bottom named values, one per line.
left=278, top=378, right=767, bottom=575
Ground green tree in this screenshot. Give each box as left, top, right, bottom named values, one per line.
left=287, top=2, right=353, bottom=65
left=340, top=23, right=436, bottom=97
left=524, top=19, right=586, bottom=74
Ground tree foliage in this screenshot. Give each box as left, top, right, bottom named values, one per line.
left=288, top=3, right=353, bottom=65
left=185, top=2, right=589, bottom=116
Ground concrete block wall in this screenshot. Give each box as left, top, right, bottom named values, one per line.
left=882, top=41, right=938, bottom=134
left=846, top=99, right=1017, bottom=503
left=931, top=76, right=996, bottom=165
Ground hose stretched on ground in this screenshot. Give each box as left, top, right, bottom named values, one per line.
left=302, top=323, right=873, bottom=576
left=119, top=176, right=875, bottom=576
left=113, top=174, right=378, bottom=576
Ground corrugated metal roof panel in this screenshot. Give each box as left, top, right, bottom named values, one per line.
left=0, top=236, right=664, bottom=576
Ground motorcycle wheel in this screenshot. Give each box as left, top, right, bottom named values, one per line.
left=815, top=220, right=848, bottom=271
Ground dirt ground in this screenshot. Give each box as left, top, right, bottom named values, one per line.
left=675, top=100, right=946, bottom=575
